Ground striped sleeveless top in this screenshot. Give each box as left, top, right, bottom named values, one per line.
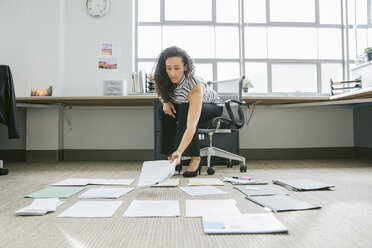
left=171, top=75, right=223, bottom=106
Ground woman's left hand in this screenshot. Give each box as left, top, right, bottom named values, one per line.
left=168, top=151, right=182, bottom=165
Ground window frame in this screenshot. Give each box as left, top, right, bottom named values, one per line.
left=135, top=0, right=356, bottom=95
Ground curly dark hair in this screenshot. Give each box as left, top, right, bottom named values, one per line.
left=153, top=46, right=195, bottom=102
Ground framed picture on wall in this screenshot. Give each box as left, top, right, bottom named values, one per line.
left=30, top=86, right=53, bottom=96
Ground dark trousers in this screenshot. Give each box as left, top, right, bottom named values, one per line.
left=161, top=103, right=223, bottom=157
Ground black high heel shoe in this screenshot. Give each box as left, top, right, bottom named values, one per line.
left=182, top=162, right=202, bottom=178
left=175, top=164, right=182, bottom=174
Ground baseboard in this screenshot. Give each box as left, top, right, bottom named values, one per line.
left=1, top=147, right=367, bottom=162
left=0, top=150, right=25, bottom=162
left=240, top=147, right=355, bottom=160
left=354, top=147, right=372, bottom=159
left=26, top=150, right=64, bottom=162
left=63, top=149, right=155, bottom=161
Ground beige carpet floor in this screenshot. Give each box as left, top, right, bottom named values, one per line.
left=1, top=159, right=372, bottom=248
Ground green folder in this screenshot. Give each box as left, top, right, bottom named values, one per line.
left=25, top=186, right=86, bottom=198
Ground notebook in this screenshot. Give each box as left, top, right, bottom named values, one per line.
left=273, top=179, right=335, bottom=191
left=246, top=194, right=321, bottom=212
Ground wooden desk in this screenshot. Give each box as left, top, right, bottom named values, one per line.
left=16, top=94, right=330, bottom=106
left=16, top=88, right=372, bottom=107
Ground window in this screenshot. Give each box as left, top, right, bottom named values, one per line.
left=135, top=0, right=360, bottom=94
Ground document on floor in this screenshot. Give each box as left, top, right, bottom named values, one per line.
left=234, top=185, right=289, bottom=196
left=78, top=187, right=134, bottom=199
left=25, top=186, right=86, bottom=198
left=203, top=213, right=288, bottom=234
left=186, top=199, right=241, bottom=217
left=58, top=201, right=123, bottom=218
left=152, top=178, right=179, bottom=187
left=52, top=178, right=135, bottom=186
left=273, top=178, right=335, bottom=191
left=15, top=198, right=65, bottom=216
left=246, top=194, right=321, bottom=212
left=137, top=159, right=177, bottom=188
left=123, top=200, right=180, bottom=217
left=223, top=177, right=268, bottom=185
left=179, top=186, right=227, bottom=196
left=188, top=178, right=224, bottom=186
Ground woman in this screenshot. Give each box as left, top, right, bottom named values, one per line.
left=154, top=46, right=223, bottom=178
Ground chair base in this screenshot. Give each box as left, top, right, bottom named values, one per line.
left=200, top=146, right=246, bottom=169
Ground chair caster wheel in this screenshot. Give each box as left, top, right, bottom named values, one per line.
left=240, top=164, right=247, bottom=172
left=207, top=167, right=215, bottom=175
left=0, top=168, right=9, bottom=176
left=226, top=160, right=233, bottom=168
left=175, top=165, right=182, bottom=174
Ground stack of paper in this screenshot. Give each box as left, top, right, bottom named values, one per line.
left=25, top=186, right=86, bottom=198
left=273, top=179, right=335, bottom=191
left=202, top=213, right=288, bottom=234
left=123, top=200, right=180, bottom=217
left=58, top=201, right=123, bottom=218
left=234, top=185, right=289, bottom=196
left=223, top=177, right=268, bottom=185
left=53, top=178, right=135, bottom=186
left=188, top=178, right=224, bottom=186
left=78, top=187, right=134, bottom=199
left=137, top=160, right=177, bottom=188
left=16, top=198, right=64, bottom=216
left=186, top=199, right=241, bottom=217
left=179, top=186, right=227, bottom=196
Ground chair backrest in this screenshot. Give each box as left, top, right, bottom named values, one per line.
left=207, top=76, right=245, bottom=130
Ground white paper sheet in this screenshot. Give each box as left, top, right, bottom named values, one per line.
left=188, top=178, right=224, bottom=186
left=179, top=186, right=227, bottom=196
left=186, top=199, right=241, bottom=217
left=202, top=213, right=288, bottom=234
left=57, top=201, right=123, bottom=218
left=137, top=160, right=176, bottom=188
left=123, top=200, right=180, bottom=217
left=152, top=178, right=179, bottom=187
left=53, top=178, right=135, bottom=186
left=52, top=178, right=91, bottom=186
left=223, top=177, right=268, bottom=185
left=78, top=187, right=134, bottom=199
left=16, top=198, right=65, bottom=216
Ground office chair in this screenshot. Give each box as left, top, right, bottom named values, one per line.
left=198, top=76, right=247, bottom=175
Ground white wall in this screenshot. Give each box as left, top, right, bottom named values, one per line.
left=0, top=0, right=133, bottom=97
left=64, top=0, right=133, bottom=96
left=0, top=0, right=355, bottom=152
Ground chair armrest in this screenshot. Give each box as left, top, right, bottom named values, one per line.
left=225, top=99, right=246, bottom=105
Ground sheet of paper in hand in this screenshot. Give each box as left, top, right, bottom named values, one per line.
left=137, top=159, right=177, bottom=188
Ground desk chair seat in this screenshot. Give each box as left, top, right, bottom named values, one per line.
left=198, top=76, right=247, bottom=175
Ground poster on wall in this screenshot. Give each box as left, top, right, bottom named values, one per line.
left=98, top=57, right=118, bottom=71
left=31, top=86, right=53, bottom=96
left=100, top=42, right=121, bottom=58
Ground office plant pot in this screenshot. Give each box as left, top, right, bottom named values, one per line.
left=366, top=52, right=372, bottom=62
left=243, top=88, right=248, bottom=93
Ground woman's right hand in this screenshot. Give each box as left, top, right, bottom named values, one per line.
left=163, top=102, right=176, bottom=118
